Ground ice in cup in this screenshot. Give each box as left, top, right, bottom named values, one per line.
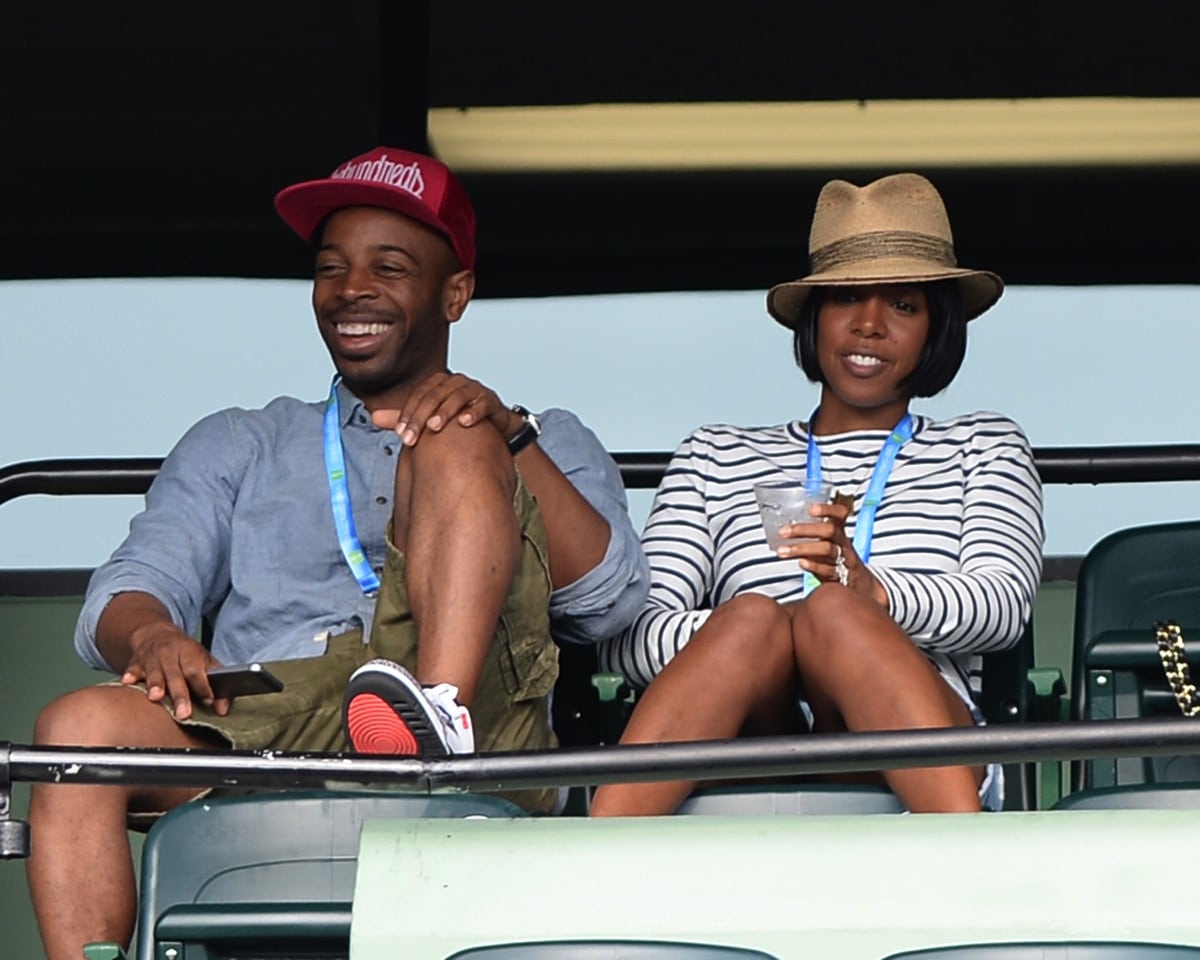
left=753, top=480, right=835, bottom=551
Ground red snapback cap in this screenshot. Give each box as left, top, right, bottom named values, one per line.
left=274, top=146, right=477, bottom=270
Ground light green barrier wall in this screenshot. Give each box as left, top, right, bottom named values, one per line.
left=353, top=810, right=1200, bottom=959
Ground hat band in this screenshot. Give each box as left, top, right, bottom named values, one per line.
left=810, top=230, right=957, bottom=274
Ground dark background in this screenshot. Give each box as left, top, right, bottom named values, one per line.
left=3, top=1, right=1197, bottom=295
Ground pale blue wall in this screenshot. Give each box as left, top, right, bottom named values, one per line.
left=2, top=278, right=1198, bottom=565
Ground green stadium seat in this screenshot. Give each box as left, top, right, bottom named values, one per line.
left=677, top=783, right=903, bottom=815
left=81, top=945, right=127, bottom=960
left=1070, top=520, right=1200, bottom=794
left=1052, top=783, right=1200, bottom=811
left=884, top=943, right=1200, bottom=959
left=446, top=942, right=779, bottom=959
left=124, top=789, right=523, bottom=960
left=979, top=621, right=1038, bottom=811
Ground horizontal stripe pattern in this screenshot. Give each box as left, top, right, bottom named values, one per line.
left=599, top=411, right=1045, bottom=700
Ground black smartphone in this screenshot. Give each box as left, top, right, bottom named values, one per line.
left=206, top=662, right=285, bottom=698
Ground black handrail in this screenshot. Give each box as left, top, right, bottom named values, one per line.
left=0, top=458, right=162, bottom=505
left=4, top=445, right=1200, bottom=504
left=1033, top=445, right=1200, bottom=485
left=4, top=718, right=1200, bottom=793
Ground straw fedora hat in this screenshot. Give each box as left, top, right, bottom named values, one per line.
left=767, top=173, right=1004, bottom=329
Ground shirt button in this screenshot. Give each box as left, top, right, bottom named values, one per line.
left=357, top=413, right=367, bottom=425
left=375, top=496, right=388, bottom=505
left=384, top=445, right=395, bottom=456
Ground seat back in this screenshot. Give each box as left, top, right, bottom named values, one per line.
left=1052, top=783, right=1200, bottom=811
left=979, top=621, right=1036, bottom=810
left=1071, top=520, right=1200, bottom=792
left=677, top=783, right=903, bottom=815
left=135, top=790, right=523, bottom=960
left=447, top=942, right=779, bottom=959
left=885, top=943, right=1200, bottom=959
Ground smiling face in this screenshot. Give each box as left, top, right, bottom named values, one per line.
left=312, top=206, right=474, bottom=408
left=812, top=283, right=931, bottom=433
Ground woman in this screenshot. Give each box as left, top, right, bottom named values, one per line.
left=593, top=173, right=1044, bottom=815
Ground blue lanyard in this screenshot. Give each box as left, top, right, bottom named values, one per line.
left=802, top=409, right=914, bottom=594
left=324, top=376, right=381, bottom=596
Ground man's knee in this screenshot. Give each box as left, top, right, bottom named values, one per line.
left=408, top=421, right=515, bottom=490
left=34, top=685, right=180, bottom=749
left=395, top=423, right=518, bottom=542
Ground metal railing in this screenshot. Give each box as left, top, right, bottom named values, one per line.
left=8, top=716, right=1200, bottom=858
left=5, top=444, right=1200, bottom=504
left=5, top=718, right=1200, bottom=796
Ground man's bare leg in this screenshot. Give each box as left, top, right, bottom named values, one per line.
left=28, top=684, right=216, bottom=960
left=392, top=420, right=520, bottom=704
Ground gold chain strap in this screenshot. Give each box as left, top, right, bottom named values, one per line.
left=1154, top=620, right=1200, bottom=717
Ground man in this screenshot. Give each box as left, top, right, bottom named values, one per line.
left=27, top=146, right=649, bottom=959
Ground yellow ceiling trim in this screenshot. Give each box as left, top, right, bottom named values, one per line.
left=429, top=98, right=1200, bottom=171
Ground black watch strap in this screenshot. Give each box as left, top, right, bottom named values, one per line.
left=506, top=404, right=542, bottom=455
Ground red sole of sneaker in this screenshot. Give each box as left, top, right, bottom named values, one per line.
left=346, top=692, right=420, bottom=755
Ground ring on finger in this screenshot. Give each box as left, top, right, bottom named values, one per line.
left=834, top=545, right=849, bottom=586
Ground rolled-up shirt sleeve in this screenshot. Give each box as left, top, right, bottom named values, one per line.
left=536, top=408, right=650, bottom=645
left=75, top=411, right=244, bottom=671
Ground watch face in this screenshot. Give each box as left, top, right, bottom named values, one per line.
left=511, top=404, right=541, bottom=435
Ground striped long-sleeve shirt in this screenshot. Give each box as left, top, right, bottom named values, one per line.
left=599, top=411, right=1045, bottom=707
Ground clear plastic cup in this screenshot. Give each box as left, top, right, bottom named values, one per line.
left=753, top=480, right=835, bottom=551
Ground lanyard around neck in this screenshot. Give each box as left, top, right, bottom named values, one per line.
left=323, top=376, right=381, bottom=596
left=804, top=410, right=914, bottom=592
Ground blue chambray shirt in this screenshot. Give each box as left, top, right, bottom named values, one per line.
left=75, top=380, right=649, bottom=672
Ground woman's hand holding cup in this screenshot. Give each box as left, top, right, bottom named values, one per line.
left=762, top=486, right=889, bottom=609
left=753, top=481, right=835, bottom=551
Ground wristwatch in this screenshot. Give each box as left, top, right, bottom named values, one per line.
left=506, top=404, right=542, bottom=455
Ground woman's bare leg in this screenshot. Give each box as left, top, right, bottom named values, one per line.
left=788, top=585, right=982, bottom=812
left=590, top=593, right=798, bottom=816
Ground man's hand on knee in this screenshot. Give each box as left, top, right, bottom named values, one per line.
left=371, top=371, right=519, bottom=448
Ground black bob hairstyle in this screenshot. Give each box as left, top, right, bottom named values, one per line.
left=791, top=279, right=968, bottom=399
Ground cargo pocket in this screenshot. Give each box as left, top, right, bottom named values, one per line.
left=495, top=615, right=559, bottom=702
left=494, top=481, right=557, bottom=702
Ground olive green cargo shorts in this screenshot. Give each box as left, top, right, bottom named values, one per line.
left=139, top=479, right=561, bottom=815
